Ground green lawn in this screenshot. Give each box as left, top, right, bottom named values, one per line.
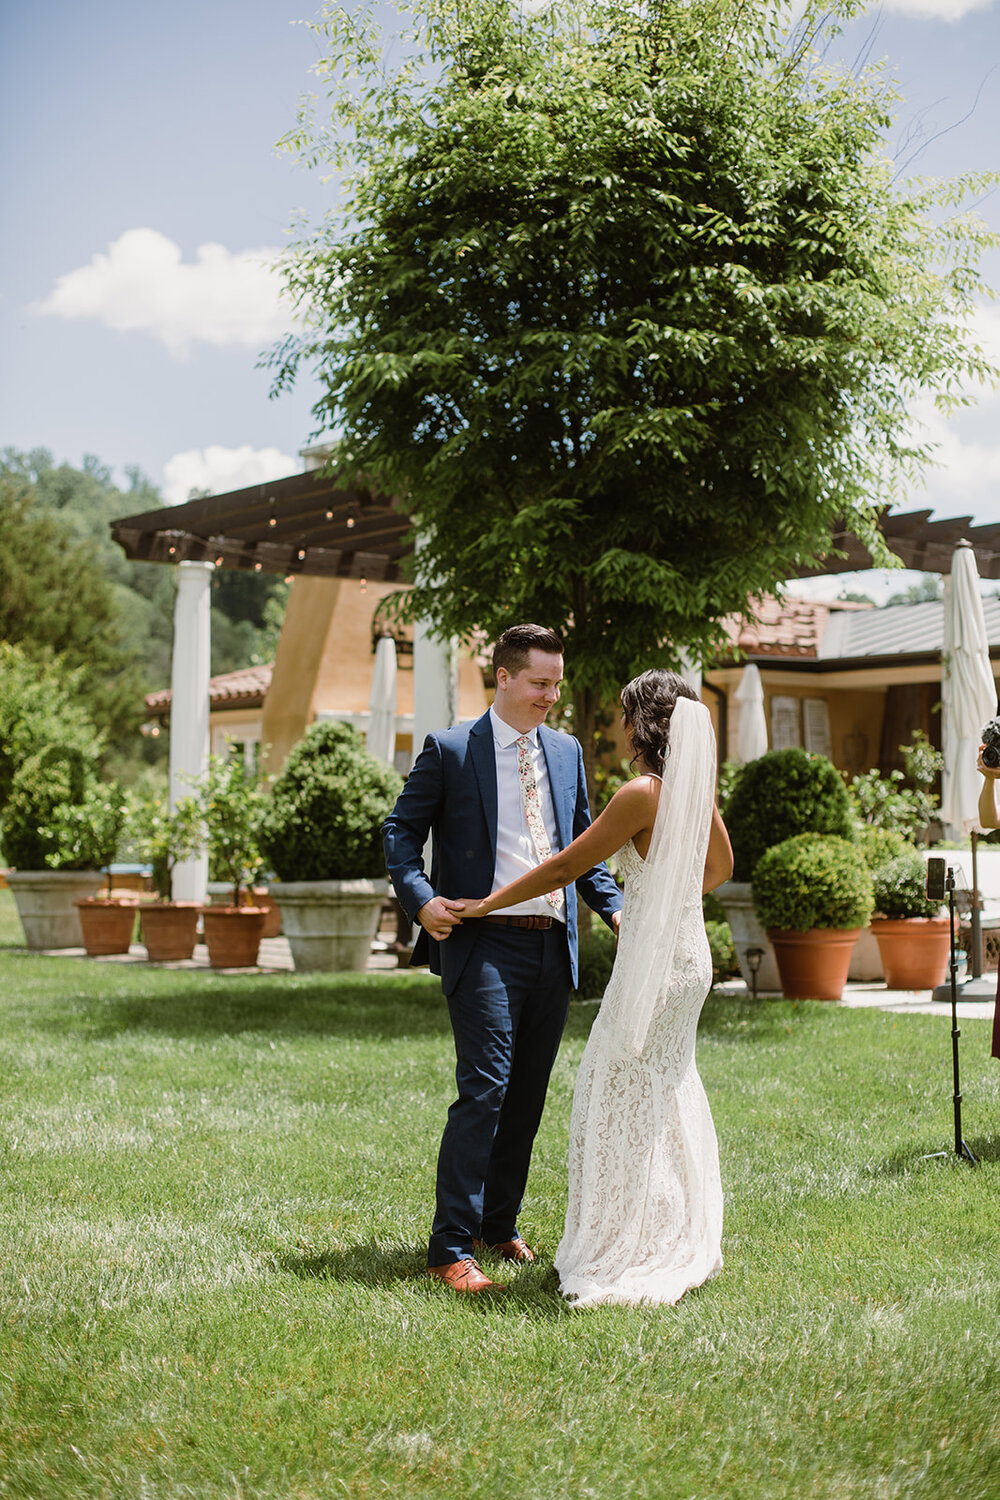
left=1, top=889, right=999, bottom=1499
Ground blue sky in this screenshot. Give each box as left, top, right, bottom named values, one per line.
left=2, top=0, right=998, bottom=578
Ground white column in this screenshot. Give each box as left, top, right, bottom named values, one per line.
left=169, top=561, right=214, bottom=901
left=412, top=618, right=457, bottom=761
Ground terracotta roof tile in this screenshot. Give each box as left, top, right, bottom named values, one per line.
left=146, top=662, right=273, bottom=715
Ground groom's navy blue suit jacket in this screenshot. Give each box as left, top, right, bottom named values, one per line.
left=383, top=710, right=623, bottom=994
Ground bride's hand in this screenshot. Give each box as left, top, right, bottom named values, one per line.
left=452, top=897, right=489, bottom=917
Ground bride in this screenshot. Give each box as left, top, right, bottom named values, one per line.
left=454, top=669, right=733, bottom=1307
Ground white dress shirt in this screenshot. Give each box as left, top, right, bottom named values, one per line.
left=489, top=706, right=566, bottom=923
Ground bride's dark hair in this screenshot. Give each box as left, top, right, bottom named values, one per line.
left=621, top=669, right=698, bottom=775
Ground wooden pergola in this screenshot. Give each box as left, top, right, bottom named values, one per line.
left=111, top=472, right=1000, bottom=584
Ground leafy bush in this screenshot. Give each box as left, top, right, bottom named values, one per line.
left=574, top=922, right=617, bottom=1000
left=0, top=642, right=101, bottom=811
left=193, top=754, right=266, bottom=905
left=871, top=851, right=943, bottom=920
left=752, top=834, right=874, bottom=932
left=706, top=919, right=738, bottom=981
left=848, top=731, right=942, bottom=840
left=723, top=749, right=856, bottom=882
left=132, top=791, right=203, bottom=901
left=259, top=722, right=403, bottom=882
left=1, top=745, right=105, bottom=870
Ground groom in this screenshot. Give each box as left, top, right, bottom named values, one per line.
left=383, top=623, right=623, bottom=1292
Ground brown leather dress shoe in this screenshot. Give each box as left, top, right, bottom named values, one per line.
left=473, top=1236, right=535, bottom=1263
left=427, top=1257, right=501, bottom=1292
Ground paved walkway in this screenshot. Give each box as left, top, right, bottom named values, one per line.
left=33, top=937, right=998, bottom=1018
left=714, top=976, right=996, bottom=1019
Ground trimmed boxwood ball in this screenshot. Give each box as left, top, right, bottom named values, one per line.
left=724, top=748, right=856, bottom=882
left=752, top=834, right=874, bottom=932
left=258, top=722, right=403, bottom=882
left=871, top=851, right=942, bottom=919
left=857, top=825, right=911, bottom=872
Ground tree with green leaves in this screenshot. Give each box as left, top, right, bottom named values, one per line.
left=272, top=0, right=997, bottom=787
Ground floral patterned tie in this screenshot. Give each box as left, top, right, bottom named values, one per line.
left=516, top=735, right=564, bottom=913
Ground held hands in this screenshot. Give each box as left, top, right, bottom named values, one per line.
left=416, top=895, right=466, bottom=942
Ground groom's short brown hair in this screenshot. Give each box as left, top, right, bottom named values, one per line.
left=492, top=623, right=564, bottom=679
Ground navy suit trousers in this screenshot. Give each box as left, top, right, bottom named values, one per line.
left=428, top=921, right=572, bottom=1266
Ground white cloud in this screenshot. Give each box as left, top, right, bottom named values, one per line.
left=885, top=0, right=993, bottom=19
left=162, top=445, right=298, bottom=506
left=36, top=228, right=296, bottom=357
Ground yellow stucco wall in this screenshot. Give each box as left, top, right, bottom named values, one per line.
left=259, top=576, right=489, bottom=775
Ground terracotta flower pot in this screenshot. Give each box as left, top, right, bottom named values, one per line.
left=139, top=902, right=201, bottom=962
left=200, top=906, right=266, bottom=969
left=205, top=883, right=281, bottom=938
left=766, top=927, right=861, bottom=1002
left=871, top=916, right=951, bottom=991
left=74, top=897, right=139, bottom=956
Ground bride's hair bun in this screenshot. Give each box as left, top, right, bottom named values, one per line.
left=620, top=669, right=698, bottom=775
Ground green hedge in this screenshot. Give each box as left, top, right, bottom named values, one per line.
left=752, top=833, right=874, bottom=932
left=724, top=748, right=855, bottom=882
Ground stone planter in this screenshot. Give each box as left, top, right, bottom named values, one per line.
left=6, top=869, right=105, bottom=950
left=74, top=897, right=139, bottom=956
left=275, top=879, right=387, bottom=973
left=139, top=902, right=201, bottom=962
left=871, top=916, right=951, bottom=991
left=766, top=927, right=860, bottom=1002
left=715, top=880, right=781, bottom=993
left=205, top=882, right=281, bottom=938
left=200, top=906, right=266, bottom=970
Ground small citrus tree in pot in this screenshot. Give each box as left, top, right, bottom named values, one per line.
left=258, top=721, right=403, bottom=972
left=870, top=850, right=950, bottom=991
left=718, top=748, right=856, bottom=992
left=193, top=753, right=268, bottom=970
left=751, top=833, right=874, bottom=1001
left=132, top=790, right=204, bottom=962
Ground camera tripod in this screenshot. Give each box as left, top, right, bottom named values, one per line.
left=924, top=862, right=977, bottom=1167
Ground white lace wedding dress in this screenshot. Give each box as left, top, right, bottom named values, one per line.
left=554, top=833, right=724, bottom=1308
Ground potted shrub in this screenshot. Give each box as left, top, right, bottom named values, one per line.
left=718, top=749, right=856, bottom=993
left=2, top=745, right=113, bottom=949
left=70, top=785, right=138, bottom=956
left=258, top=721, right=403, bottom=972
left=193, top=754, right=268, bottom=969
left=133, top=791, right=204, bottom=962
left=751, top=833, right=874, bottom=1001
left=870, top=850, right=950, bottom=990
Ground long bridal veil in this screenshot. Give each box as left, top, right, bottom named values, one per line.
left=600, top=696, right=716, bottom=1056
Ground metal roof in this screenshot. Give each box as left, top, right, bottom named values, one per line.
left=818, top=595, right=1000, bottom=661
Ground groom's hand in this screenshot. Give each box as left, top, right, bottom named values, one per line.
left=417, top=896, right=466, bottom=942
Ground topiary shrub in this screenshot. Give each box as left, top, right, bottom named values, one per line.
left=259, top=721, right=403, bottom=881
left=573, top=921, right=617, bottom=1000
left=723, top=748, right=856, bottom=882
left=871, top=851, right=943, bottom=920
left=0, top=744, right=117, bottom=870
left=706, top=919, right=738, bottom=981
left=752, top=834, right=874, bottom=932
left=857, top=825, right=911, bottom=873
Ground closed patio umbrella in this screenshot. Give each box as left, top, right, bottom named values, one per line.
left=733, top=663, right=768, bottom=763
left=367, top=634, right=398, bottom=768
left=941, top=540, right=998, bottom=982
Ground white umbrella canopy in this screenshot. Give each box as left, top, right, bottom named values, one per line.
left=941, top=541, right=997, bottom=835
left=733, top=663, right=769, bottom=763
left=367, top=635, right=398, bottom=768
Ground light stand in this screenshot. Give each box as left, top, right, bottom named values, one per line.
left=745, top=946, right=764, bottom=1001
left=925, top=864, right=977, bottom=1167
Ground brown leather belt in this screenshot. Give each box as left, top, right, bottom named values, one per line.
left=480, top=914, right=555, bottom=931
